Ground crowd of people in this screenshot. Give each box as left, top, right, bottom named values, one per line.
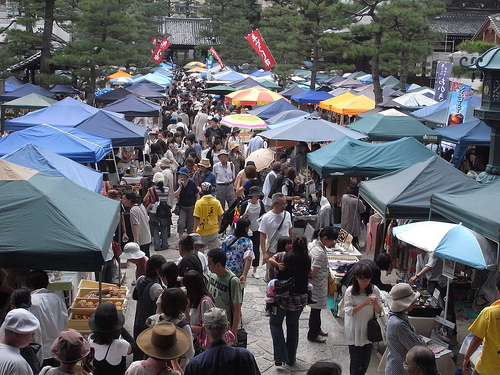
left=0, top=69, right=492, bottom=375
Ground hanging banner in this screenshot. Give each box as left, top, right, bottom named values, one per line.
left=209, top=47, right=224, bottom=69
left=151, top=37, right=159, bottom=47
left=446, top=84, right=471, bottom=125
left=206, top=59, right=213, bottom=69
left=151, top=37, right=170, bottom=64
left=245, top=29, right=276, bottom=70
left=433, top=62, right=452, bottom=102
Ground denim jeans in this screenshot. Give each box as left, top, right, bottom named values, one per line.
left=348, top=344, right=373, bottom=375
left=153, top=217, right=170, bottom=250
left=269, top=305, right=303, bottom=365
left=177, top=205, right=194, bottom=235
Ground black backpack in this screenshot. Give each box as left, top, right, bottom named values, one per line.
left=156, top=201, right=172, bottom=219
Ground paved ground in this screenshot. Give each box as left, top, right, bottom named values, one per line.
left=120, top=223, right=470, bottom=374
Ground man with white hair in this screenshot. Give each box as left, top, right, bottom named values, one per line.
left=0, top=309, right=40, bottom=375
left=184, top=307, right=260, bottom=375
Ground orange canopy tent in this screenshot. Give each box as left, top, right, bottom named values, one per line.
left=319, top=92, right=356, bottom=111
left=107, top=71, right=132, bottom=80
left=184, top=61, right=206, bottom=68
left=328, top=94, right=375, bottom=115
left=187, top=66, right=208, bottom=73
left=226, top=87, right=286, bottom=106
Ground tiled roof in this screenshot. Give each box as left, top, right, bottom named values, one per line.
left=162, top=18, right=213, bottom=46
left=430, top=12, right=491, bottom=35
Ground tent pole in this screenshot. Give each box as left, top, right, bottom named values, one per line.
left=444, top=278, right=450, bottom=322
left=117, top=208, right=122, bottom=288
left=111, top=149, right=120, bottom=185
left=98, top=270, right=102, bottom=304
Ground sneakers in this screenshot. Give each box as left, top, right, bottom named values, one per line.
left=252, top=273, right=260, bottom=279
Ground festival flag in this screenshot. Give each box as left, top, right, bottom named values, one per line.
left=433, top=62, right=452, bottom=102
left=151, top=37, right=159, bottom=47
left=151, top=37, right=170, bottom=64
left=245, top=29, right=276, bottom=70
left=209, top=47, right=225, bottom=69
left=446, top=84, right=471, bottom=125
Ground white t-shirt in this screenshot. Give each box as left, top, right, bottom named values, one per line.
left=0, top=343, right=33, bottom=375
left=244, top=201, right=262, bottom=232
left=258, top=210, right=292, bottom=254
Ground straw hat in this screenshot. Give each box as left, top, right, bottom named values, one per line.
left=390, top=283, right=420, bottom=313
left=228, top=141, right=240, bottom=152
left=136, top=322, right=190, bottom=360
left=198, top=158, right=211, bottom=168
left=51, top=329, right=90, bottom=363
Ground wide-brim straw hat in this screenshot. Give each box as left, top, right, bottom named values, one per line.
left=390, top=283, right=420, bottom=313
left=198, top=158, right=211, bottom=168
left=136, top=322, right=191, bottom=360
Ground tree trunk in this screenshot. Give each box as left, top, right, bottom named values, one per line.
left=371, top=31, right=383, bottom=104
left=310, top=38, right=319, bottom=90
left=40, top=0, right=55, bottom=86
left=87, top=65, right=96, bottom=105
left=399, top=50, right=409, bottom=93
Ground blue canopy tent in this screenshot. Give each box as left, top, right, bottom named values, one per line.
left=127, top=81, right=165, bottom=93
left=4, top=97, right=124, bottom=131
left=2, top=144, right=103, bottom=193
left=0, top=83, right=56, bottom=102
left=103, top=95, right=162, bottom=117
left=74, top=110, right=149, bottom=147
left=5, top=82, right=18, bottom=92
left=0, top=124, right=112, bottom=163
left=434, top=119, right=491, bottom=168
left=5, top=76, right=25, bottom=87
left=134, top=73, right=171, bottom=87
left=95, top=88, right=137, bottom=104
left=247, top=98, right=297, bottom=120
left=307, top=136, right=437, bottom=178
left=291, top=90, right=334, bottom=104
left=126, top=83, right=166, bottom=99
left=227, top=77, right=267, bottom=89
left=213, top=70, right=247, bottom=82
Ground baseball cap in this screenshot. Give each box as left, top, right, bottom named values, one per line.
left=201, top=182, right=212, bottom=193
left=3, top=308, right=40, bottom=333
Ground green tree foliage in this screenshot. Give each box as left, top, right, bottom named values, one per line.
left=457, top=41, right=496, bottom=54
left=199, top=0, right=259, bottom=67
left=260, top=0, right=350, bottom=89
left=50, top=0, right=159, bottom=103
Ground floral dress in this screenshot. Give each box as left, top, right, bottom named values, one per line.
left=221, top=235, right=255, bottom=277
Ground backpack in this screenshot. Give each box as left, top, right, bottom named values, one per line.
left=268, top=175, right=285, bottom=199
left=156, top=201, right=172, bottom=219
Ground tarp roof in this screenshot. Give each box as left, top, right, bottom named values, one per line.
left=247, top=98, right=296, bottom=120
left=393, top=92, right=438, bottom=107
left=107, top=71, right=132, bottom=79
left=346, top=108, right=441, bottom=142
left=127, top=81, right=165, bottom=93
left=434, top=119, right=491, bottom=145
left=319, top=92, right=357, bottom=111
left=104, top=95, right=162, bottom=117
left=5, top=76, right=25, bottom=86
left=74, top=110, right=149, bottom=147
left=266, top=109, right=309, bottom=124
left=50, top=84, right=80, bottom=94
left=126, top=83, right=166, bottom=99
left=327, top=94, right=375, bottom=115
left=134, top=73, right=172, bottom=87
left=1, top=93, right=57, bottom=109
left=213, top=70, right=247, bottom=81
left=1, top=143, right=103, bottom=193
left=0, top=83, right=56, bottom=102
left=291, top=90, right=334, bottom=104
left=260, top=115, right=365, bottom=142
left=431, top=180, right=500, bottom=242
left=4, top=97, right=124, bottom=131
left=94, top=88, right=137, bottom=104
left=359, top=155, right=479, bottom=219
left=227, top=77, right=267, bottom=89
left=418, top=99, right=481, bottom=126
left=307, top=136, right=437, bottom=178
left=279, top=86, right=306, bottom=99
left=380, top=75, right=400, bottom=89
left=0, top=160, right=119, bottom=271
left=0, top=124, right=112, bottom=163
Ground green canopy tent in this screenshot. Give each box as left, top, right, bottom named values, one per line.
left=307, top=136, right=436, bottom=178
left=1, top=93, right=57, bottom=130
left=359, top=155, right=479, bottom=219
left=431, top=180, right=500, bottom=243
left=0, top=160, right=120, bottom=271
left=346, top=109, right=441, bottom=143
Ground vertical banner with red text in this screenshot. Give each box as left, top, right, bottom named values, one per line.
left=209, top=47, right=224, bottom=70
left=151, top=37, right=170, bottom=64
left=245, top=29, right=276, bottom=70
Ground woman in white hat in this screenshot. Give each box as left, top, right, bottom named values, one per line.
left=385, top=283, right=424, bottom=375
left=120, top=242, right=148, bottom=284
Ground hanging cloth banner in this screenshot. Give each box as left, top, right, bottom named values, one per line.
left=433, top=62, right=452, bottom=102
left=446, top=84, right=471, bottom=125
left=245, top=29, right=276, bottom=70
left=151, top=37, right=170, bottom=64
left=209, top=47, right=225, bottom=70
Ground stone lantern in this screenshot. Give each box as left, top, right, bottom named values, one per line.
left=460, top=47, right=500, bottom=182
